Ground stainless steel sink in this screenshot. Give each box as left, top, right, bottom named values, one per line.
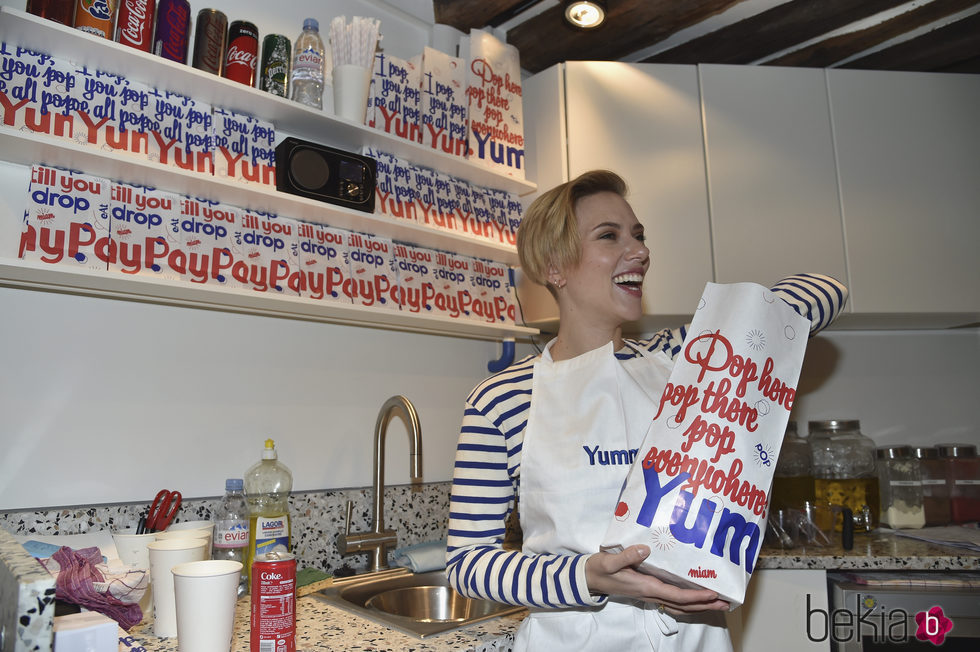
left=313, top=568, right=525, bottom=638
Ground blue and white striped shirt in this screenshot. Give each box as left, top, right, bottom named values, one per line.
left=446, top=274, right=847, bottom=608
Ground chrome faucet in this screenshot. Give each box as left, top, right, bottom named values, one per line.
left=337, top=395, right=423, bottom=572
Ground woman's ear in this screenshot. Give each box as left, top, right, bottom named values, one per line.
left=547, top=265, right=566, bottom=290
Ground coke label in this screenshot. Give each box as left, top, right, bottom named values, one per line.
left=115, top=0, right=154, bottom=51
left=223, top=21, right=259, bottom=87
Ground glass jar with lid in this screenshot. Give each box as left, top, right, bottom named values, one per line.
left=772, top=421, right=815, bottom=511
left=912, top=446, right=951, bottom=526
left=876, top=446, right=925, bottom=529
left=809, top=419, right=880, bottom=532
left=937, top=444, right=980, bottom=524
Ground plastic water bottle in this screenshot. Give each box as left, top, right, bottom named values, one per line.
left=290, top=18, right=325, bottom=109
left=243, top=439, right=293, bottom=585
left=212, top=478, right=249, bottom=596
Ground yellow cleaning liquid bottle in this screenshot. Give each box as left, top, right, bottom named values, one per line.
left=243, top=438, right=293, bottom=586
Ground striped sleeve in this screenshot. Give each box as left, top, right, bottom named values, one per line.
left=445, top=360, right=603, bottom=609
left=770, top=273, right=848, bottom=334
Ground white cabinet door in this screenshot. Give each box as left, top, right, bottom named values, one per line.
left=700, top=64, right=848, bottom=289
left=827, top=69, right=980, bottom=319
left=564, top=61, right=714, bottom=327
left=727, top=569, right=830, bottom=652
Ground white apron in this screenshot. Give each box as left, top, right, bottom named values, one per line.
left=515, top=339, right=731, bottom=652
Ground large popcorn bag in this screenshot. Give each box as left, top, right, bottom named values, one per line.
left=601, top=282, right=810, bottom=607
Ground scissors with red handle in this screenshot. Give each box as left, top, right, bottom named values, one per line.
left=145, top=489, right=182, bottom=532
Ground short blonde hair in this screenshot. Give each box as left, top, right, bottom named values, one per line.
left=517, top=170, right=628, bottom=286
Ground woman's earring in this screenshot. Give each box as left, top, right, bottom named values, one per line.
left=551, top=278, right=566, bottom=289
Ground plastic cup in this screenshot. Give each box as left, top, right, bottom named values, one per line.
left=172, top=560, right=243, bottom=652
left=333, top=64, right=372, bottom=123
left=147, top=539, right=209, bottom=638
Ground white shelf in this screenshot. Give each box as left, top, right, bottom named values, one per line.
left=0, top=127, right=520, bottom=265
left=0, top=259, right=539, bottom=341
left=0, top=7, right=539, bottom=342
left=0, top=7, right=536, bottom=197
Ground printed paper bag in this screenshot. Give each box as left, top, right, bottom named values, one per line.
left=601, top=282, right=810, bottom=607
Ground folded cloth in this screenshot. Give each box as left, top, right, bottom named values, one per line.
left=46, top=546, right=144, bottom=630
left=391, top=539, right=448, bottom=573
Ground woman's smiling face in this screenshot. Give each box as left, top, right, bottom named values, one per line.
left=555, top=191, right=650, bottom=329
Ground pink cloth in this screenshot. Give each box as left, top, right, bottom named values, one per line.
left=52, top=546, right=142, bottom=630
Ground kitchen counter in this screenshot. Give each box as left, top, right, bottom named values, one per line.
left=122, top=593, right=525, bottom=652
left=757, top=528, right=980, bottom=570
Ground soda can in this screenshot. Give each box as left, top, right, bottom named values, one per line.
left=152, top=0, right=191, bottom=63
left=191, top=9, right=228, bottom=76
left=250, top=551, right=296, bottom=652
left=259, top=34, right=291, bottom=97
left=73, top=0, right=117, bottom=39
left=223, top=20, right=259, bottom=87
left=115, top=0, right=154, bottom=52
left=26, top=0, right=76, bottom=26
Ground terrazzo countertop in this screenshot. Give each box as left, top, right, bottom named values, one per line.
left=122, top=593, right=525, bottom=652
left=757, top=528, right=980, bottom=570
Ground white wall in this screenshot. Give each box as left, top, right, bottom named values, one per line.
left=0, top=281, right=506, bottom=509
left=791, top=329, right=980, bottom=445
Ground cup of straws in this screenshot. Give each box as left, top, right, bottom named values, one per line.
left=330, top=15, right=381, bottom=123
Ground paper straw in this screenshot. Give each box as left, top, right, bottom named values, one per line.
left=329, top=15, right=381, bottom=68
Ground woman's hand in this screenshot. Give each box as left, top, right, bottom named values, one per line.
left=585, top=545, right=730, bottom=615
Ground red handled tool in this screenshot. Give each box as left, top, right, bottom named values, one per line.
left=144, top=489, right=182, bottom=532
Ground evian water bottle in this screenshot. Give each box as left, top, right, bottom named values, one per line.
left=290, top=18, right=326, bottom=109
left=213, top=477, right=249, bottom=596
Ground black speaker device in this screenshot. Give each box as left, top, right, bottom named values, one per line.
left=275, top=137, right=377, bottom=213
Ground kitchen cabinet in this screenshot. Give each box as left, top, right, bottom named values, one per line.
left=520, top=61, right=714, bottom=333
left=699, top=64, right=848, bottom=288
left=727, top=569, right=830, bottom=652
left=826, top=68, right=980, bottom=326
left=0, top=8, right=538, bottom=342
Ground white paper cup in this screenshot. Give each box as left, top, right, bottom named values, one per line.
left=172, top=560, right=243, bottom=652
left=147, top=539, right=209, bottom=638
left=333, top=64, right=372, bottom=123
left=113, top=527, right=156, bottom=569
left=112, top=527, right=157, bottom=621
left=157, top=520, right=213, bottom=550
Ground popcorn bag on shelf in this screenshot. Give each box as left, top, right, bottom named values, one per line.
left=173, top=196, right=238, bottom=286
left=295, top=222, right=352, bottom=303
left=392, top=242, right=436, bottom=314
left=344, top=231, right=398, bottom=310
left=431, top=251, right=471, bottom=320
left=432, top=170, right=460, bottom=233
left=109, top=181, right=181, bottom=280
left=20, top=165, right=110, bottom=272
left=147, top=90, right=213, bottom=174
left=212, top=107, right=276, bottom=186
left=411, top=165, right=440, bottom=229
left=366, top=52, right=421, bottom=140
left=419, top=46, right=468, bottom=157
left=228, top=210, right=299, bottom=294
left=465, top=30, right=525, bottom=179
left=600, top=282, right=810, bottom=607
left=450, top=177, right=485, bottom=240
left=469, top=258, right=515, bottom=324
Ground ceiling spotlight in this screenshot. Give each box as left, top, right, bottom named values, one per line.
left=564, top=1, right=606, bottom=29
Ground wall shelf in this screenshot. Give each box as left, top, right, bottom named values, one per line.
left=0, top=128, right=520, bottom=265
left=0, top=259, right=539, bottom=341
left=0, top=7, right=536, bottom=198
left=0, top=7, right=540, bottom=342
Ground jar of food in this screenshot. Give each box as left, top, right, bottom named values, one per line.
left=772, top=421, right=815, bottom=511
left=809, top=419, right=880, bottom=532
left=912, top=446, right=951, bottom=526
left=876, top=446, right=925, bottom=529
left=937, top=444, right=980, bottom=524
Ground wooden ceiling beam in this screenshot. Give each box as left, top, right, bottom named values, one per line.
left=765, top=0, right=980, bottom=68
left=506, top=0, right=742, bottom=73
left=840, top=12, right=980, bottom=72
left=433, top=0, right=532, bottom=31
left=640, top=0, right=915, bottom=65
